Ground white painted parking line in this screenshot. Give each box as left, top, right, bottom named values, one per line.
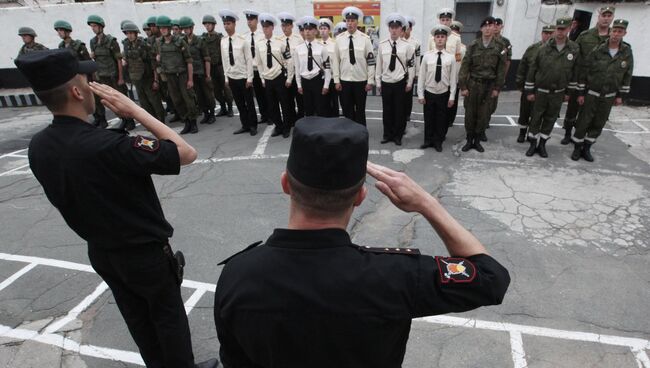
left=0, top=163, right=29, bottom=177
left=632, top=120, right=650, bottom=133
left=252, top=125, right=274, bottom=157
left=0, top=262, right=37, bottom=292
left=0, top=252, right=648, bottom=367
left=43, top=282, right=109, bottom=334
left=0, top=148, right=27, bottom=159
left=506, top=116, right=518, bottom=126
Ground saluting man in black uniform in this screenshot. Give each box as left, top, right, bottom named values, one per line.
left=16, top=49, right=217, bottom=368
left=214, top=116, right=511, bottom=367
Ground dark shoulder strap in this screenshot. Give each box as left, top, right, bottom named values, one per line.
left=218, top=241, right=263, bottom=265
left=350, top=244, right=421, bottom=255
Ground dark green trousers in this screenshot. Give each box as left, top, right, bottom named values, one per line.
left=573, top=94, right=614, bottom=143
left=132, top=76, right=166, bottom=123
left=517, top=91, right=534, bottom=127
left=165, top=73, right=198, bottom=120
left=528, top=91, right=564, bottom=139
left=463, top=79, right=494, bottom=135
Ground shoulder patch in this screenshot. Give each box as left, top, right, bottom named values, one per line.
left=354, top=245, right=420, bottom=255
left=133, top=135, right=160, bottom=152
left=218, top=241, right=263, bottom=265
left=436, top=256, right=477, bottom=284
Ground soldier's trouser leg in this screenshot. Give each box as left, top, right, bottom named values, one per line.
left=211, top=64, right=233, bottom=104
left=264, top=75, right=285, bottom=131
left=253, top=70, right=268, bottom=120
left=528, top=92, right=549, bottom=138
left=381, top=79, right=406, bottom=140
left=324, top=80, right=339, bottom=117
left=135, top=76, right=166, bottom=123
left=424, top=90, right=449, bottom=144
left=463, top=81, right=484, bottom=135
left=133, top=79, right=155, bottom=120
left=287, top=77, right=299, bottom=119
left=94, top=76, right=118, bottom=120
left=229, top=77, right=257, bottom=129
left=539, top=92, right=564, bottom=139
left=573, top=94, right=614, bottom=143
left=179, top=74, right=198, bottom=120
left=194, top=74, right=215, bottom=112
left=563, top=89, right=580, bottom=130
left=88, top=244, right=195, bottom=368
left=518, top=91, right=534, bottom=127
left=166, top=74, right=189, bottom=120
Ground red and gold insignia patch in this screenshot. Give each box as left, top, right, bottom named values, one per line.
left=436, top=257, right=476, bottom=283
left=133, top=135, right=160, bottom=152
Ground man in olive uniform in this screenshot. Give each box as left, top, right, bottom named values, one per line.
left=561, top=6, right=615, bottom=145
left=458, top=16, right=505, bottom=153
left=515, top=25, right=554, bottom=143
left=202, top=15, right=234, bottom=117
left=122, top=21, right=166, bottom=124
left=523, top=18, right=578, bottom=158
left=180, top=16, right=216, bottom=126
left=572, top=19, right=633, bottom=162
left=482, top=17, right=512, bottom=141
left=148, top=16, right=179, bottom=123
left=88, top=15, right=132, bottom=129
left=143, top=22, right=151, bottom=38
left=156, top=15, right=199, bottom=134
left=17, top=27, right=48, bottom=57
left=55, top=21, right=90, bottom=61
left=172, top=19, right=182, bottom=37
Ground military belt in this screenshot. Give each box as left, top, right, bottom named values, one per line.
left=587, top=90, right=616, bottom=98
left=537, top=88, right=565, bottom=94
left=471, top=77, right=494, bottom=84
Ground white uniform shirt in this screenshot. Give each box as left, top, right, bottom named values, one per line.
left=429, top=32, right=462, bottom=62
left=255, top=37, right=294, bottom=82
left=417, top=49, right=458, bottom=101
left=221, top=33, right=254, bottom=82
left=242, top=29, right=265, bottom=70
left=275, top=33, right=304, bottom=54
left=319, top=38, right=337, bottom=58
left=293, top=40, right=331, bottom=88
left=402, top=35, right=421, bottom=78
left=375, top=38, right=415, bottom=87
left=332, top=30, right=376, bottom=84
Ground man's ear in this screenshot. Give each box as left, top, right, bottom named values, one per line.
left=70, top=79, right=85, bottom=102
left=281, top=171, right=291, bottom=195
left=353, top=185, right=367, bottom=207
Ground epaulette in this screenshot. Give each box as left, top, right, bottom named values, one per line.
left=352, top=244, right=420, bottom=255
left=218, top=241, right=263, bottom=265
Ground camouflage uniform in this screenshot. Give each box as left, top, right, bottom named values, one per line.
left=515, top=41, right=543, bottom=131
left=185, top=33, right=216, bottom=124
left=524, top=37, right=579, bottom=157
left=17, top=42, right=48, bottom=58
left=202, top=30, right=234, bottom=116
left=458, top=37, right=506, bottom=151
left=59, top=39, right=90, bottom=61
left=90, top=32, right=127, bottom=125
left=123, top=36, right=166, bottom=123
left=487, top=35, right=511, bottom=120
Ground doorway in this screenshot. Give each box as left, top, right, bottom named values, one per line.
left=455, top=1, right=492, bottom=45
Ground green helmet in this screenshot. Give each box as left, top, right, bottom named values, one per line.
left=87, top=15, right=105, bottom=27
left=157, top=15, right=172, bottom=28
left=122, top=21, right=140, bottom=33
left=202, top=15, right=217, bottom=24
left=143, top=22, right=150, bottom=31
left=120, top=20, right=129, bottom=31
left=53, top=20, right=72, bottom=32
left=146, top=16, right=158, bottom=26
left=172, top=19, right=180, bottom=27
left=18, top=27, right=36, bottom=37
left=179, top=16, right=194, bottom=28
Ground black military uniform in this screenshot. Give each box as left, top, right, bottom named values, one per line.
left=15, top=49, right=215, bottom=368
left=214, top=117, right=510, bottom=368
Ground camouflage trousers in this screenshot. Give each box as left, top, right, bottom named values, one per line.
left=165, top=73, right=198, bottom=121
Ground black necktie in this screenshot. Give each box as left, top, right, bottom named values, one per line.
left=349, top=35, right=356, bottom=65
left=435, top=51, right=442, bottom=83
left=229, top=37, right=234, bottom=66
left=266, top=40, right=272, bottom=68
left=307, top=43, right=313, bottom=71
left=286, top=38, right=290, bottom=52
left=389, top=41, right=397, bottom=72
left=251, top=33, right=256, bottom=58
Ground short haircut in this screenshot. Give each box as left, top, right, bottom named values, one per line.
left=35, top=78, right=76, bottom=112
left=287, top=171, right=364, bottom=217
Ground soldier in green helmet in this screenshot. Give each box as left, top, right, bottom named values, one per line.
left=87, top=15, right=133, bottom=128
left=122, top=21, right=166, bottom=125
left=155, top=15, right=199, bottom=134
left=201, top=14, right=234, bottom=117
left=572, top=19, right=633, bottom=162
left=146, top=16, right=160, bottom=44
left=54, top=21, right=90, bottom=61
left=17, top=27, right=48, bottom=58
left=180, top=16, right=216, bottom=125
left=515, top=24, right=554, bottom=143
left=148, top=15, right=179, bottom=122
left=172, top=19, right=182, bottom=37
left=143, top=22, right=151, bottom=38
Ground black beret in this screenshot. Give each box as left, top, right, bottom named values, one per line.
left=287, top=117, right=369, bottom=190
left=14, top=49, right=97, bottom=92
left=495, top=18, right=503, bottom=25
left=480, top=16, right=497, bottom=27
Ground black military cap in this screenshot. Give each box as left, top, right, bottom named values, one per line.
left=495, top=18, right=504, bottom=25
left=480, top=16, right=496, bottom=27
left=287, top=117, right=369, bottom=190
left=14, top=49, right=97, bottom=92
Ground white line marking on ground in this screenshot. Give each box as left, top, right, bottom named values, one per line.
left=192, top=150, right=391, bottom=166
left=0, top=163, right=30, bottom=177
left=506, top=116, right=517, bottom=126
left=43, top=282, right=109, bottom=334
left=632, top=120, right=650, bottom=133
left=183, top=288, right=209, bottom=316
left=510, top=330, right=528, bottom=368
left=0, top=148, right=27, bottom=159
left=632, top=347, right=650, bottom=368
left=0, top=263, right=37, bottom=292
left=252, top=125, right=274, bottom=157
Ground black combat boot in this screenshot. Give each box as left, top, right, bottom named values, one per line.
left=560, top=127, right=572, bottom=145
left=473, top=135, right=484, bottom=152
left=206, top=109, right=216, bottom=124
left=525, top=137, right=537, bottom=157
left=199, top=111, right=210, bottom=124
left=571, top=142, right=583, bottom=161
left=461, top=134, right=473, bottom=152
left=180, top=119, right=191, bottom=134
left=227, top=102, right=234, bottom=117
left=216, top=103, right=228, bottom=116
left=537, top=138, right=548, bottom=158
left=189, top=119, right=198, bottom=134
left=517, top=128, right=527, bottom=143
left=582, top=141, right=594, bottom=162
left=479, top=131, right=488, bottom=142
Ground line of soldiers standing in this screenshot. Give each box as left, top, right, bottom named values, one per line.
left=515, top=6, right=633, bottom=162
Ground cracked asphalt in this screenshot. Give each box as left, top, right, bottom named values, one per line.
left=0, top=92, right=649, bottom=367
